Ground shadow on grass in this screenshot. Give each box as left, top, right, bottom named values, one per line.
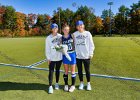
left=75, top=85, right=89, bottom=90
left=0, top=82, right=63, bottom=92
left=0, top=82, right=48, bottom=91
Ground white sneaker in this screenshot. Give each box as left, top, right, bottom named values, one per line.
left=79, top=82, right=84, bottom=90
left=64, top=85, right=69, bottom=91
left=69, top=86, right=75, bottom=92
left=55, top=83, right=59, bottom=90
left=48, top=86, right=53, bottom=94
left=87, top=83, right=92, bottom=91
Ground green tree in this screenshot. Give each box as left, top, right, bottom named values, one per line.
left=115, top=5, right=130, bottom=36
left=129, top=1, right=140, bottom=34
left=101, top=9, right=109, bottom=19
left=73, top=6, right=96, bottom=34
left=101, top=9, right=113, bottom=20
left=35, top=14, right=51, bottom=35
left=52, top=8, right=74, bottom=33
left=101, top=9, right=114, bottom=36
left=3, top=6, right=16, bottom=31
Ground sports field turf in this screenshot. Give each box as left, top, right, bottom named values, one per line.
left=0, top=37, right=140, bottom=100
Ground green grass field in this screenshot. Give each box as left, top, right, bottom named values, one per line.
left=0, top=37, right=140, bottom=100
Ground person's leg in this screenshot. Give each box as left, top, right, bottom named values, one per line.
left=63, top=64, right=69, bottom=91
left=83, top=59, right=92, bottom=90
left=76, top=58, right=83, bottom=82
left=69, top=64, right=76, bottom=92
left=83, top=59, right=90, bottom=82
left=76, top=58, right=84, bottom=90
left=55, top=60, right=62, bottom=83
left=70, top=52, right=76, bottom=86
left=63, top=64, right=69, bottom=85
left=71, top=64, right=76, bottom=86
left=48, top=61, right=55, bottom=86
left=48, top=61, right=55, bottom=94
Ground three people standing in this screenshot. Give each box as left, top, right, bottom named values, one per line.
left=45, top=20, right=95, bottom=94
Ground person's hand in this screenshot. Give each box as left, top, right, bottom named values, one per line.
left=89, top=55, right=93, bottom=59
left=48, top=60, right=51, bottom=65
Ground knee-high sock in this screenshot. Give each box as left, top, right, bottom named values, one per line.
left=71, top=73, right=76, bottom=86
left=63, top=74, right=68, bottom=85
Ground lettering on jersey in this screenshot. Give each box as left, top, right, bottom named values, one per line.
left=62, top=35, right=74, bottom=51
left=62, top=39, right=73, bottom=44
left=76, top=35, right=88, bottom=45
left=63, top=38, right=73, bottom=51
left=52, top=37, right=61, bottom=44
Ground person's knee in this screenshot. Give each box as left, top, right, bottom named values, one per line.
left=78, top=70, right=82, bottom=74
left=65, top=72, right=68, bottom=75
left=49, top=69, right=54, bottom=73
left=55, top=70, right=60, bottom=74
left=86, top=70, right=90, bottom=74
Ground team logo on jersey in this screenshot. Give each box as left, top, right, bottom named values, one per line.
left=76, top=35, right=88, bottom=45
left=52, top=37, right=61, bottom=44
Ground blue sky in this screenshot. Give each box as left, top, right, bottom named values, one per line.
left=0, top=0, right=139, bottom=16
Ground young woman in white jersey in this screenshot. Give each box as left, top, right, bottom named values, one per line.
left=45, top=23, right=62, bottom=94
left=73, top=20, right=95, bottom=91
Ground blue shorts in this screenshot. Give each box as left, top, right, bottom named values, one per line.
left=62, top=52, right=76, bottom=65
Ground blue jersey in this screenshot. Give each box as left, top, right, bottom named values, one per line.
left=62, top=34, right=75, bottom=52
left=62, top=34, right=76, bottom=65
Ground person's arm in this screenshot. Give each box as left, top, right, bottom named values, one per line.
left=73, top=32, right=78, bottom=50
left=45, top=38, right=51, bottom=64
left=58, top=36, right=62, bottom=45
left=71, top=33, right=76, bottom=49
left=71, top=34, right=74, bottom=39
left=89, top=32, right=95, bottom=59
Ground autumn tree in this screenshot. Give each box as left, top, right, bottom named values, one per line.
left=15, top=12, right=26, bottom=37
left=34, top=14, right=51, bottom=35
left=93, top=17, right=103, bottom=34
left=0, top=5, right=5, bottom=29
left=27, top=13, right=37, bottom=28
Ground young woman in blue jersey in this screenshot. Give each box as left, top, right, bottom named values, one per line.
left=62, top=24, right=76, bottom=92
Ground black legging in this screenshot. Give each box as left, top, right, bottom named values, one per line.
left=48, top=60, right=62, bottom=86
left=76, top=58, right=90, bottom=82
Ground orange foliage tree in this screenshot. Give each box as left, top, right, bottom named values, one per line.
left=15, top=12, right=26, bottom=36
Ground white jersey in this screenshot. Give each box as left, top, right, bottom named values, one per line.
left=45, top=33, right=62, bottom=61
left=73, top=31, right=95, bottom=59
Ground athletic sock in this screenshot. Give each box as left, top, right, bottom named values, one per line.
left=71, top=73, right=76, bottom=86
left=63, top=74, right=68, bottom=85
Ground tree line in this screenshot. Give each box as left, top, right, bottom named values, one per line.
left=0, top=1, right=139, bottom=37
